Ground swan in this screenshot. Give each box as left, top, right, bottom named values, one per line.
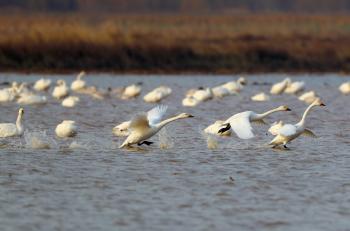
left=143, top=86, right=172, bottom=103
left=217, top=105, right=291, bottom=139
left=251, top=92, right=270, bottom=101
left=17, top=93, right=47, bottom=105
left=0, top=108, right=24, bottom=138
left=193, top=88, right=212, bottom=102
left=212, top=86, right=233, bottom=98
left=298, top=91, right=319, bottom=104
left=34, top=78, right=51, bottom=91
left=269, top=99, right=325, bottom=148
left=204, top=120, right=231, bottom=136
left=121, top=83, right=142, bottom=99
left=268, top=121, right=284, bottom=135
left=71, top=71, right=86, bottom=91
left=221, top=77, right=246, bottom=93
left=182, top=96, right=200, bottom=107
left=112, top=121, right=131, bottom=137
left=339, top=82, right=350, bottom=95
left=62, top=96, right=80, bottom=108
left=270, top=78, right=291, bottom=95
left=52, top=80, right=69, bottom=99
left=119, top=105, right=193, bottom=148
left=0, top=88, right=16, bottom=102
left=284, top=81, right=305, bottom=94
left=55, top=120, right=77, bottom=138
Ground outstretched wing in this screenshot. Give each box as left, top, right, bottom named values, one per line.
left=147, top=105, right=168, bottom=126
left=278, top=124, right=297, bottom=137
left=129, top=113, right=150, bottom=132
left=228, top=115, right=254, bottom=139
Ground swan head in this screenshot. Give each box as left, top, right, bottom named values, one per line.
left=77, top=71, right=86, bottom=79
left=18, top=108, right=24, bottom=116
left=177, top=113, right=194, bottom=119
left=313, top=98, right=326, bottom=106
left=278, top=105, right=291, bottom=111
left=57, top=79, right=65, bottom=85
left=238, top=77, right=247, bottom=85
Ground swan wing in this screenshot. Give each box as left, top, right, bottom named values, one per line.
left=278, top=124, right=297, bottom=137
left=0, top=123, right=17, bottom=137
left=228, top=115, right=254, bottom=139
left=302, top=129, right=317, bottom=138
left=147, top=105, right=168, bottom=126
left=129, top=113, right=150, bottom=132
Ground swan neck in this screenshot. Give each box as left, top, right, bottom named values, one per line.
left=16, top=113, right=23, bottom=130
left=256, top=108, right=280, bottom=119
left=298, top=103, right=316, bottom=126
left=156, top=115, right=183, bottom=129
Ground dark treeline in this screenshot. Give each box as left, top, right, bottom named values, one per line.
left=1, top=0, right=350, bottom=13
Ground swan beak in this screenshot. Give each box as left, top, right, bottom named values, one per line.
left=320, top=103, right=326, bottom=106
left=188, top=114, right=194, bottom=118
left=286, top=108, right=291, bottom=111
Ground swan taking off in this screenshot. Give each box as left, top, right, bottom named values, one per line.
left=339, top=82, right=350, bottom=95
left=34, top=78, right=51, bottom=91
left=119, top=105, right=193, bottom=148
left=270, top=78, right=291, bottom=95
left=269, top=99, right=325, bottom=149
left=0, top=108, right=24, bottom=138
left=71, top=71, right=86, bottom=91
left=216, top=105, right=291, bottom=139
left=52, top=80, right=69, bottom=99
left=55, top=120, right=77, bottom=138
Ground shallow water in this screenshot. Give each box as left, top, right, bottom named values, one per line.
left=0, top=73, right=349, bottom=231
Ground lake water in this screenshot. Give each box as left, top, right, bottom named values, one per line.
left=0, top=73, right=349, bottom=231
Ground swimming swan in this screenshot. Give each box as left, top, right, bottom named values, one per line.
left=182, top=96, right=200, bottom=107
left=0, top=108, right=24, bottom=138
left=221, top=77, right=247, bottom=93
left=217, top=105, right=291, bottom=139
left=298, top=91, right=319, bottom=104
left=34, top=78, right=51, bottom=91
left=17, top=93, right=47, bottom=105
left=193, top=88, right=213, bottom=102
left=62, top=96, right=80, bottom=108
left=52, top=80, right=69, bottom=99
left=251, top=92, right=270, bottom=102
left=119, top=105, right=193, bottom=148
left=270, top=78, right=291, bottom=95
left=121, top=83, right=142, bottom=99
left=339, top=82, right=350, bottom=95
left=55, top=120, right=77, bottom=138
left=284, top=81, right=305, bottom=94
left=143, top=86, right=172, bottom=103
left=269, top=99, right=325, bottom=149
left=71, top=71, right=86, bottom=91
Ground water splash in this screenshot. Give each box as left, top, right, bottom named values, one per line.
left=24, top=130, right=57, bottom=149
left=158, top=128, right=174, bottom=149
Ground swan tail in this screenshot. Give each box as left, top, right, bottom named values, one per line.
left=218, top=123, right=231, bottom=134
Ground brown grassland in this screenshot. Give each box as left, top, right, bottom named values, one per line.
left=1, top=14, right=350, bottom=73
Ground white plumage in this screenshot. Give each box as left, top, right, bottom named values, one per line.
left=0, top=108, right=24, bottom=138
left=55, top=120, right=77, bottom=138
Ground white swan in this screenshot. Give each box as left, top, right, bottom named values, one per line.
left=270, top=78, right=291, bottom=95
left=143, top=86, right=172, bottom=103
left=0, top=88, right=16, bottom=102
left=121, top=83, right=142, bottom=99
left=0, top=108, right=24, bottom=138
left=269, top=99, right=325, bottom=148
left=251, top=92, right=270, bottom=102
left=34, top=78, right=51, bottom=91
left=212, top=86, right=233, bottom=98
left=221, top=77, right=246, bottom=93
left=204, top=120, right=231, bottom=136
left=268, top=121, right=284, bottom=135
left=193, top=88, right=212, bottom=102
left=17, top=93, right=47, bottom=105
left=182, top=96, right=200, bottom=107
left=217, top=105, right=291, bottom=139
left=55, top=120, right=77, bottom=138
left=339, top=82, right=350, bottom=95
left=112, top=121, right=131, bottom=137
left=52, top=80, right=69, bottom=99
left=62, top=96, right=80, bottom=108
left=298, top=91, right=319, bottom=104
left=71, top=71, right=86, bottom=91
left=284, top=81, right=305, bottom=94
left=119, top=105, right=193, bottom=148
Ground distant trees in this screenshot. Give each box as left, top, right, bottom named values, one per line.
left=1, top=0, right=350, bottom=13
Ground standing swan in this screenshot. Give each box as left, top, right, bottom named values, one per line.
left=0, top=108, right=24, bottom=138
left=269, top=99, right=325, bottom=149
left=217, top=105, right=291, bottom=139
left=119, top=106, right=194, bottom=148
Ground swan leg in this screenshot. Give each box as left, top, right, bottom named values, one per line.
left=218, top=123, right=231, bottom=134
left=283, top=145, right=290, bottom=150
left=138, top=141, right=153, bottom=146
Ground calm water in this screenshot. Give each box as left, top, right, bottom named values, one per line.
left=0, top=73, right=349, bottom=231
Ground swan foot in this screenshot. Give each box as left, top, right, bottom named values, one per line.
left=283, top=145, right=290, bottom=150
left=218, top=123, right=231, bottom=134
left=138, top=141, right=153, bottom=146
